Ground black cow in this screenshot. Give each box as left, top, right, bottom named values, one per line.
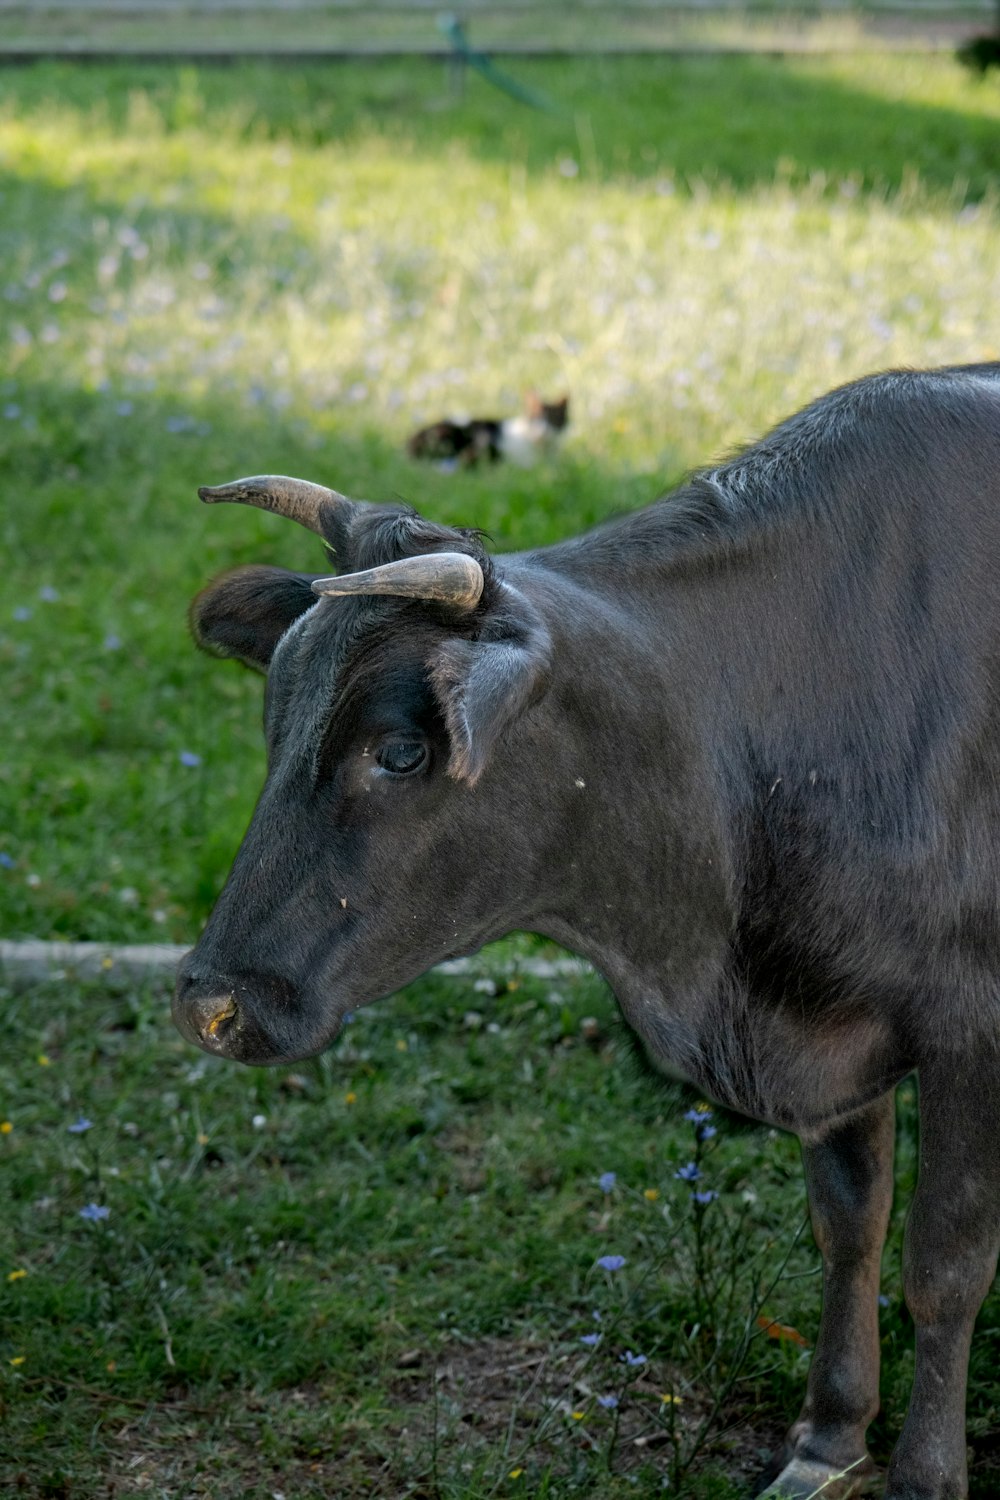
left=175, top=364, right=1000, bottom=1499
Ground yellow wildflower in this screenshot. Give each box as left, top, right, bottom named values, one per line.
left=345, top=1092, right=357, bottom=1106
left=196, top=1133, right=209, bottom=1147
left=660, top=1392, right=683, bottom=1405
left=37, top=1054, right=51, bottom=1067
left=395, top=1039, right=408, bottom=1052
left=570, top=1410, right=585, bottom=1421
left=644, top=1188, right=660, bottom=1201
left=508, top=1470, right=524, bottom=1480
left=7, top=1270, right=27, bottom=1282
left=0, top=1122, right=12, bottom=1135
left=9, top=1356, right=24, bottom=1366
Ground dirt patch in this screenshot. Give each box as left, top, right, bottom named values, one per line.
left=387, top=1333, right=784, bottom=1493
left=22, top=1336, right=786, bottom=1498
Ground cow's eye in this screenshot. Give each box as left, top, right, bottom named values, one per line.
left=375, top=740, right=429, bottom=777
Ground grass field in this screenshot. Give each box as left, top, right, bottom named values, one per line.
left=2, top=51, right=1000, bottom=1497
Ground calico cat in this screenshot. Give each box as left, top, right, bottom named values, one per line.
left=406, top=392, right=569, bottom=469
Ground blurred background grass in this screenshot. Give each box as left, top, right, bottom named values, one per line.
left=2, top=42, right=1000, bottom=1499
left=3, top=52, right=999, bottom=946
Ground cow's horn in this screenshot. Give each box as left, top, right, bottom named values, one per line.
left=197, top=475, right=354, bottom=538
left=311, top=552, right=484, bottom=611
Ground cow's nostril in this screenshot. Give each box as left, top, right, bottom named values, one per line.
left=172, top=961, right=248, bottom=1053
left=203, top=997, right=237, bottom=1039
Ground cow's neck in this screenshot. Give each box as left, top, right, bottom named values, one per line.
left=517, top=529, right=912, bottom=1135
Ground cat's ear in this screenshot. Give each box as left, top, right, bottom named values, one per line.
left=524, top=389, right=543, bottom=418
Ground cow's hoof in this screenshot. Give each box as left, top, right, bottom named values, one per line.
left=755, top=1454, right=878, bottom=1499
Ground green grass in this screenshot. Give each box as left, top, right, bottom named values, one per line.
left=0, top=966, right=931, bottom=1497
left=3, top=51, right=1000, bottom=1495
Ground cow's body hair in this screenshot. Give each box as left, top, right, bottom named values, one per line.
left=544, top=363, right=1000, bottom=572
left=179, top=363, right=1000, bottom=1500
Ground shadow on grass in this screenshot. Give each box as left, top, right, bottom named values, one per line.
left=0, top=54, right=997, bottom=201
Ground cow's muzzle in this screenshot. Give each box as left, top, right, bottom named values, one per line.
left=173, top=953, right=334, bottom=1065
left=172, top=965, right=242, bottom=1054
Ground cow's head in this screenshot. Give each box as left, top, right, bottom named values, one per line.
left=173, top=475, right=558, bottom=1065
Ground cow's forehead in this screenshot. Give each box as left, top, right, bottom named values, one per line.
left=267, top=593, right=373, bottom=728
left=265, top=592, right=436, bottom=763
left=285, top=591, right=384, bottom=674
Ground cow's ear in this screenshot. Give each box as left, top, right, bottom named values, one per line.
left=190, top=565, right=320, bottom=674
left=430, top=587, right=552, bottom=785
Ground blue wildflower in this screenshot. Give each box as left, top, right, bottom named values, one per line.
left=620, top=1350, right=647, bottom=1366
left=692, top=1190, right=718, bottom=1206
left=878, top=1293, right=890, bottom=1308
left=79, top=1203, right=109, bottom=1222
left=580, top=1333, right=601, bottom=1347
left=67, top=1117, right=93, bottom=1134
left=696, top=1123, right=717, bottom=1141
left=598, top=1171, right=616, bottom=1193
left=12, top=607, right=32, bottom=622
left=0, top=853, right=14, bottom=869
left=597, top=1394, right=619, bottom=1409
left=675, top=1162, right=700, bottom=1182
left=38, top=586, right=59, bottom=603
left=592, top=1309, right=602, bottom=1322
left=179, top=750, right=201, bottom=768
left=103, top=633, right=122, bottom=652
left=596, top=1255, right=626, bottom=1272
left=683, top=1107, right=712, bottom=1124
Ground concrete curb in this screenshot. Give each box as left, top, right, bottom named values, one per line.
left=0, top=39, right=975, bottom=63
left=0, top=939, right=590, bottom=992
left=0, top=941, right=188, bottom=990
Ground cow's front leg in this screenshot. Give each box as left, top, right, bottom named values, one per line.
left=884, top=1066, right=1000, bottom=1500
left=758, top=1093, right=895, bottom=1499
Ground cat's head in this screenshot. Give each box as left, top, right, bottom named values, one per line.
left=525, top=392, right=570, bottom=430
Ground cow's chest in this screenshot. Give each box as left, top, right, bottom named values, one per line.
left=618, top=971, right=911, bottom=1135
